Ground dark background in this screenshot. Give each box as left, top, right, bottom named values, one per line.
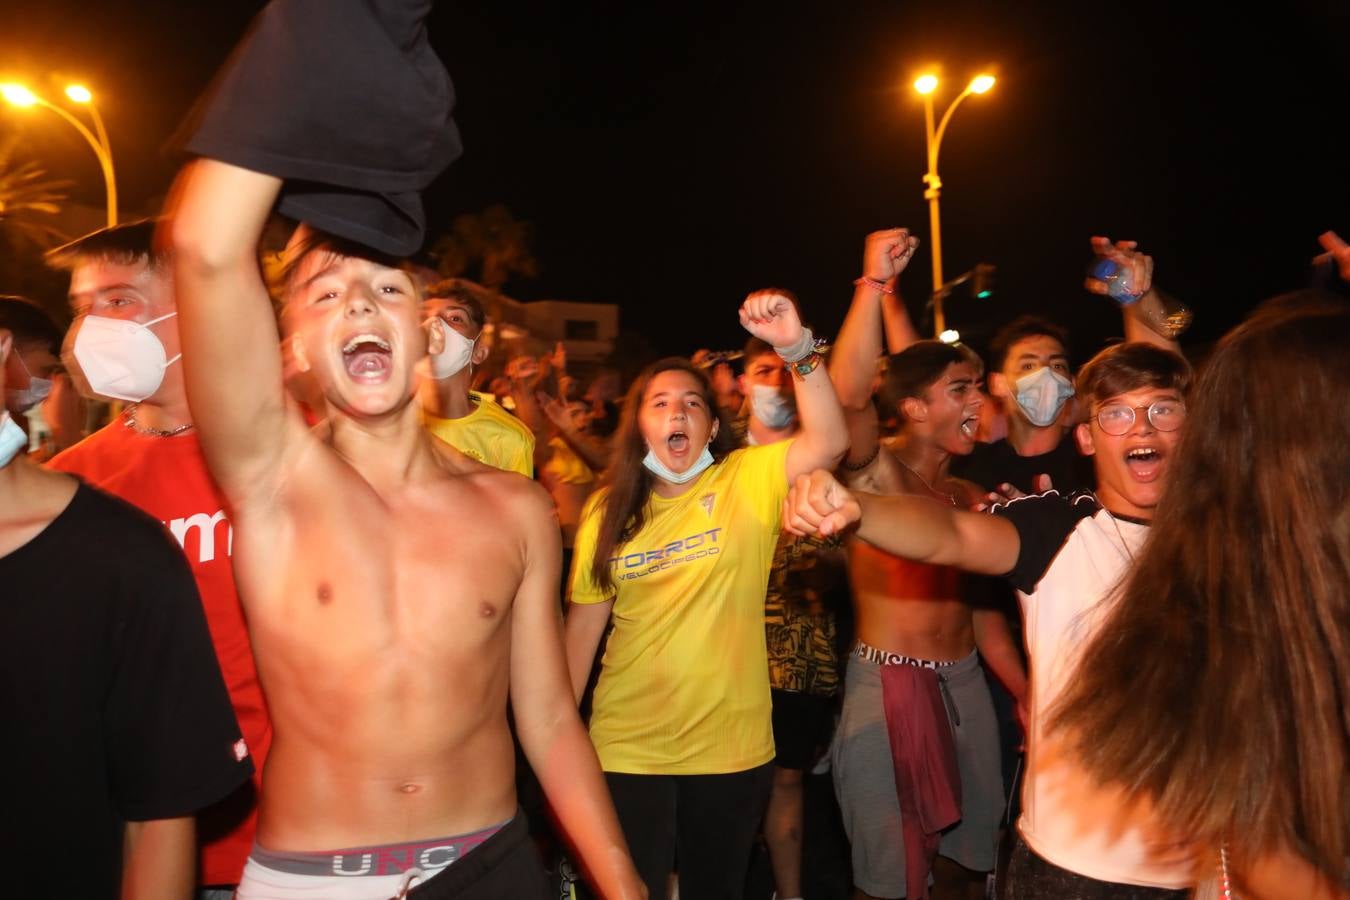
left=4, top=0, right=1348, bottom=363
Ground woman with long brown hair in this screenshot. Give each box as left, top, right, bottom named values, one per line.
left=1051, top=293, right=1350, bottom=899
left=564, top=290, right=847, bottom=899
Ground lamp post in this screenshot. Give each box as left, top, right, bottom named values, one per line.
left=1, top=82, right=118, bottom=227
left=913, top=72, right=994, bottom=336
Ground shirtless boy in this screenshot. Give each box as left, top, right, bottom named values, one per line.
left=165, top=157, right=641, bottom=899
left=828, top=229, right=1026, bottom=899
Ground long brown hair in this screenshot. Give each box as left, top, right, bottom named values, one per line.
left=1050, top=293, right=1350, bottom=877
left=589, top=358, right=737, bottom=597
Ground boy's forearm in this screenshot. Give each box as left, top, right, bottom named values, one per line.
left=121, top=817, right=194, bottom=900
left=830, top=282, right=886, bottom=410
left=526, top=715, right=644, bottom=898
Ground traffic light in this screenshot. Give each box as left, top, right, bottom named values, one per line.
left=972, top=263, right=995, bottom=299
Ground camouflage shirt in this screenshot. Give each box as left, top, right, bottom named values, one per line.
left=764, top=531, right=845, bottom=696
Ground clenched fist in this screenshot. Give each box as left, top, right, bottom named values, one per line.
left=739, top=289, right=804, bottom=350
left=862, top=228, right=920, bottom=283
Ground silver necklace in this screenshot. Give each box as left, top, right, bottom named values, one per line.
left=123, top=404, right=195, bottom=438
left=1103, top=505, right=1140, bottom=561
left=895, top=454, right=957, bottom=506
left=1218, top=842, right=1237, bottom=899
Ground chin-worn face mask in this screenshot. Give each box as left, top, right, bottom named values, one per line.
left=642, top=444, right=715, bottom=484
left=71, top=312, right=181, bottom=403
left=5, top=353, right=52, bottom=412
left=424, top=317, right=479, bottom=380
left=1014, top=366, right=1074, bottom=427
left=0, top=411, right=28, bottom=467
left=750, top=383, right=797, bottom=430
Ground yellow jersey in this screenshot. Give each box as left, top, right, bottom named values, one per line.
left=424, top=391, right=535, bottom=477
left=543, top=436, right=595, bottom=486
left=569, top=441, right=792, bottom=774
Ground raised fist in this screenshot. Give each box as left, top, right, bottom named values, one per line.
left=862, top=228, right=921, bottom=283
left=739, top=289, right=804, bottom=350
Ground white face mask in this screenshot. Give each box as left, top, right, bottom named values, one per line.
left=72, top=312, right=181, bottom=403
left=0, top=411, right=27, bottom=467
left=424, top=317, right=478, bottom=380
left=1014, top=366, right=1074, bottom=427
left=642, top=444, right=715, bottom=484
left=5, top=353, right=52, bottom=413
left=749, top=383, right=797, bottom=430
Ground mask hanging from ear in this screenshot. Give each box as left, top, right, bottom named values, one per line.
left=642, top=444, right=715, bottom=484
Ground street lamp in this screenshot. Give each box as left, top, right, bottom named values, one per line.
left=1, top=82, right=118, bottom=227
left=913, top=71, right=995, bottom=335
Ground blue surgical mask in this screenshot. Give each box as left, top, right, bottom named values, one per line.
left=0, top=411, right=28, bottom=467
left=6, top=353, right=53, bottom=413
left=1014, top=367, right=1074, bottom=427
left=750, top=384, right=797, bottom=430
left=642, top=444, right=715, bottom=484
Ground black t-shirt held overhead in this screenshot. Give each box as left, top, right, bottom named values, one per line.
left=0, top=483, right=253, bottom=899
left=951, top=436, right=1095, bottom=496
left=179, top=0, right=462, bottom=256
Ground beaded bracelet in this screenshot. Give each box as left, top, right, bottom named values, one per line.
left=788, top=350, right=825, bottom=381
left=842, top=442, right=882, bottom=471
left=853, top=276, right=896, bottom=295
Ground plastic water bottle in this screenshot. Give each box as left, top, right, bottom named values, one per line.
left=1089, top=258, right=1144, bottom=305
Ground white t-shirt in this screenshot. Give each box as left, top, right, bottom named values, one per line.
left=994, top=491, right=1193, bottom=889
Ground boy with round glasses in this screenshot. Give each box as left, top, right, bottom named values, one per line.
left=784, top=342, right=1200, bottom=899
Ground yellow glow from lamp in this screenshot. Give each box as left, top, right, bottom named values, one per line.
left=914, top=74, right=938, bottom=95
left=969, top=75, right=995, bottom=94
left=1, top=84, right=38, bottom=107
left=65, top=84, right=93, bottom=104
left=939, top=329, right=961, bottom=344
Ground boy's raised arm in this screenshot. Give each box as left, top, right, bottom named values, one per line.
left=165, top=160, right=291, bottom=503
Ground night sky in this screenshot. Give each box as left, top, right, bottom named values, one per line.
left=4, top=0, right=1348, bottom=365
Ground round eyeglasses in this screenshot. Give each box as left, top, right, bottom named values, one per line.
left=1094, top=400, right=1186, bottom=436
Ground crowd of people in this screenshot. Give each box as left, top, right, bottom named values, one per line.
left=3, top=3, right=1349, bottom=900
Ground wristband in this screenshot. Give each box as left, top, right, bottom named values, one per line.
left=842, top=442, right=882, bottom=471
left=1148, top=304, right=1193, bottom=339
left=774, top=326, right=817, bottom=364
left=854, top=276, right=896, bottom=295
left=788, top=350, right=824, bottom=381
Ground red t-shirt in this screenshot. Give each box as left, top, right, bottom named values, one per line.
left=50, top=420, right=270, bottom=887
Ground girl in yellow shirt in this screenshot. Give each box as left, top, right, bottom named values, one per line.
left=565, top=290, right=847, bottom=899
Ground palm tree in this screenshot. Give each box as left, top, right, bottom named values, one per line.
left=0, top=135, right=71, bottom=252
left=429, top=204, right=539, bottom=291
left=0, top=135, right=72, bottom=307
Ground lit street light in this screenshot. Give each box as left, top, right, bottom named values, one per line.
left=913, top=71, right=995, bottom=335
left=2, top=82, right=118, bottom=227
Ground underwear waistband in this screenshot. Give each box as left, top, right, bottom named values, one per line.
left=851, top=640, right=962, bottom=669
left=250, top=818, right=511, bottom=877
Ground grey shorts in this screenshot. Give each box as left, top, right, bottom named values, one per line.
left=831, top=649, right=1004, bottom=897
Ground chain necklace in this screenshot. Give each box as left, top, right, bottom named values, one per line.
left=1103, top=504, right=1149, bottom=563
left=123, top=404, right=195, bottom=438
left=1218, top=842, right=1238, bottom=899
left=895, top=453, right=957, bottom=507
